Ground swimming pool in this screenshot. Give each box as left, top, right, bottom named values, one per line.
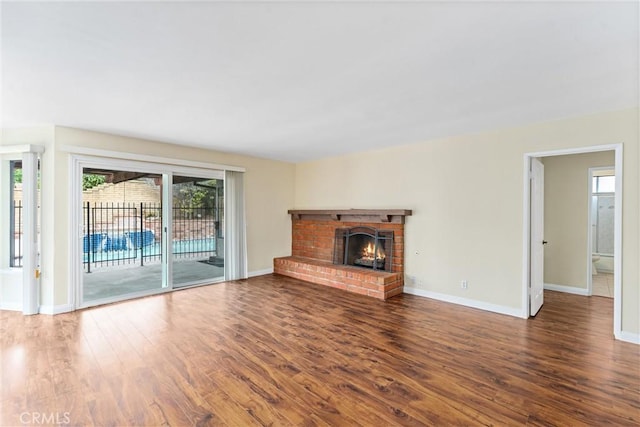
left=83, top=236, right=217, bottom=264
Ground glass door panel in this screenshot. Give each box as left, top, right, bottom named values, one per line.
left=171, top=175, right=224, bottom=287
left=81, top=168, right=164, bottom=304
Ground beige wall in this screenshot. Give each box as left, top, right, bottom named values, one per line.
left=543, top=152, right=615, bottom=289
left=295, top=108, right=639, bottom=336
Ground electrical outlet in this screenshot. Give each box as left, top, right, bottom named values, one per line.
left=461, top=280, right=468, bottom=289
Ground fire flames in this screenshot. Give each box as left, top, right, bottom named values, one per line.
left=361, top=242, right=385, bottom=262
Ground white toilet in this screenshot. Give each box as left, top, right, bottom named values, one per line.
left=592, top=254, right=600, bottom=275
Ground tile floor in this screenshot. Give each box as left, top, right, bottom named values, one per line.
left=592, top=272, right=614, bottom=298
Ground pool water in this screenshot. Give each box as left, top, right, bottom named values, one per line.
left=83, top=237, right=217, bottom=263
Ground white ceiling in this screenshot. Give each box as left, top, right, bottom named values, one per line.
left=1, top=1, right=638, bottom=163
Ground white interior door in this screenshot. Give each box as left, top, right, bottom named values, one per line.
left=530, top=157, right=545, bottom=316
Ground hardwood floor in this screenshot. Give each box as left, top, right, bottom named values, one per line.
left=1, top=274, right=639, bottom=426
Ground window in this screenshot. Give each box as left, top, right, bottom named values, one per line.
left=592, top=175, right=615, bottom=194
left=9, top=160, right=23, bottom=267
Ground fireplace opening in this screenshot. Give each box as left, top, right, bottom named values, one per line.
left=333, top=227, right=393, bottom=271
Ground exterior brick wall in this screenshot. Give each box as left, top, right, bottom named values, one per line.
left=82, top=179, right=160, bottom=205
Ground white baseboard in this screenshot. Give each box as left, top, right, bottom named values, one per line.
left=545, top=284, right=638, bottom=345
left=544, top=283, right=589, bottom=296
left=248, top=268, right=273, bottom=278
left=0, top=301, right=22, bottom=312
left=616, top=331, right=640, bottom=345
left=39, top=304, right=74, bottom=315
left=403, top=287, right=523, bottom=318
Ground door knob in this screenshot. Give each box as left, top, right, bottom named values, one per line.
left=542, top=240, right=548, bottom=245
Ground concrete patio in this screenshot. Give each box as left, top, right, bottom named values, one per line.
left=83, top=259, right=224, bottom=302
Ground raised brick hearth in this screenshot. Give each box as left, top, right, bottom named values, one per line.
left=274, top=209, right=411, bottom=300
left=274, top=256, right=403, bottom=299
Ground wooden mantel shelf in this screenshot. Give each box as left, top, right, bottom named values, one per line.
left=288, top=209, right=412, bottom=224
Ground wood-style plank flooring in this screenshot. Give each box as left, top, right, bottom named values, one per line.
left=1, top=274, right=639, bottom=426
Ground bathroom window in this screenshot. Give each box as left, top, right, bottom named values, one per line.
left=592, top=176, right=615, bottom=193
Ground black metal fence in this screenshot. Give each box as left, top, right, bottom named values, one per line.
left=11, top=201, right=22, bottom=267
left=83, top=202, right=222, bottom=272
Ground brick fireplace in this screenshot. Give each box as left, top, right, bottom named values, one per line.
left=273, top=209, right=411, bottom=300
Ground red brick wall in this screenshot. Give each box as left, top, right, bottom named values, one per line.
left=291, top=219, right=405, bottom=274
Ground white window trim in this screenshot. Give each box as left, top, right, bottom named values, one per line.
left=0, top=144, right=45, bottom=155
left=60, top=145, right=245, bottom=172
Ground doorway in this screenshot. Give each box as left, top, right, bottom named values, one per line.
left=523, top=144, right=622, bottom=338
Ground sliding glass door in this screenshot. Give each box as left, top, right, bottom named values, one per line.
left=76, top=157, right=228, bottom=308
left=171, top=175, right=224, bottom=287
